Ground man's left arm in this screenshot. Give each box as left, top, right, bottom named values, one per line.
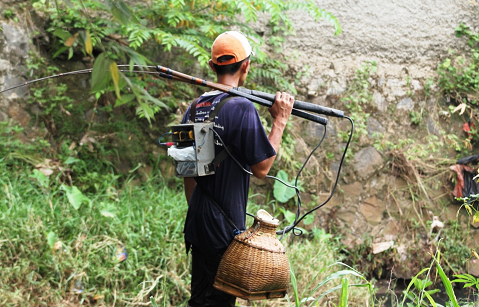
left=184, top=177, right=196, bottom=205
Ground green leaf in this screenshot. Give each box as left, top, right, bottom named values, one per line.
left=423, top=291, right=438, bottom=307
left=436, top=259, right=460, bottom=307
left=91, top=53, right=112, bottom=92
left=280, top=208, right=296, bottom=224
left=273, top=170, right=297, bottom=203
left=115, top=94, right=135, bottom=107
left=53, top=46, right=69, bottom=58
left=52, top=28, right=72, bottom=40
left=289, top=262, right=300, bottom=306
left=64, top=157, right=81, bottom=164
left=338, top=278, right=349, bottom=307
left=400, top=268, right=429, bottom=307
left=100, top=203, right=116, bottom=218
left=106, top=0, right=137, bottom=25
left=29, top=169, right=49, bottom=188
left=303, top=213, right=314, bottom=225
left=46, top=231, right=56, bottom=249
left=61, top=184, right=89, bottom=210
left=62, top=0, right=74, bottom=8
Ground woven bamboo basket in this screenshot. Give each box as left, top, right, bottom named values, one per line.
left=213, top=210, right=290, bottom=300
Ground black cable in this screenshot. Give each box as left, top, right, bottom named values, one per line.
left=279, top=116, right=354, bottom=233
left=278, top=124, right=328, bottom=238
left=209, top=118, right=345, bottom=238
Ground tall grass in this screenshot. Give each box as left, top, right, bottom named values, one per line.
left=0, top=160, right=189, bottom=306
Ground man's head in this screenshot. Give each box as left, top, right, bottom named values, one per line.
left=209, top=31, right=254, bottom=85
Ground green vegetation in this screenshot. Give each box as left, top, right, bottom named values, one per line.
left=30, top=0, right=340, bottom=122
left=339, top=61, right=376, bottom=144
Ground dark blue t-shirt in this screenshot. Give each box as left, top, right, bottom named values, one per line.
left=181, top=91, right=276, bottom=254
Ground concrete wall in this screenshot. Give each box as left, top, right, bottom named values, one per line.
left=281, top=0, right=477, bottom=79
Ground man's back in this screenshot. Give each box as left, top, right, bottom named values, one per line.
left=181, top=91, right=275, bottom=254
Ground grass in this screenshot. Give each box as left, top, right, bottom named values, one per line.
left=0, top=154, right=373, bottom=306
left=0, top=160, right=189, bottom=306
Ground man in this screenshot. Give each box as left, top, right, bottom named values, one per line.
left=181, top=31, right=294, bottom=307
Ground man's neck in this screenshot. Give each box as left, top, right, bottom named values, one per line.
left=216, top=74, right=240, bottom=88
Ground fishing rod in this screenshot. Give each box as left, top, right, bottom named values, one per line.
left=0, top=64, right=338, bottom=126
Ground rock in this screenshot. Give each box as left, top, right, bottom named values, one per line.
left=467, top=259, right=479, bottom=277
left=307, top=77, right=324, bottom=96
left=2, top=23, right=29, bottom=57
left=360, top=196, right=385, bottom=225
left=0, top=110, right=7, bottom=121
left=427, top=117, right=441, bottom=136
left=353, top=146, right=384, bottom=179
left=367, top=116, right=385, bottom=139
left=473, top=230, right=479, bottom=245
left=2, top=75, right=28, bottom=98
left=411, top=80, right=422, bottom=91
left=342, top=181, right=363, bottom=198
left=386, top=79, right=407, bottom=99
left=337, top=211, right=356, bottom=224
left=250, top=176, right=267, bottom=186
left=397, top=97, right=414, bottom=111
left=373, top=91, right=387, bottom=112
left=305, top=121, right=335, bottom=141
left=326, top=81, right=346, bottom=95
left=0, top=59, right=10, bottom=71
left=330, top=161, right=340, bottom=173
left=372, top=241, right=394, bottom=254
left=381, top=220, right=400, bottom=238
left=6, top=102, right=30, bottom=127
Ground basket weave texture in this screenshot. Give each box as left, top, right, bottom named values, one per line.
left=213, top=217, right=290, bottom=300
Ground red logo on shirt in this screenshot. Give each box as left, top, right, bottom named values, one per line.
left=197, top=101, right=212, bottom=108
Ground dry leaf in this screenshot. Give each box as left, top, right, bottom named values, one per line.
left=452, top=103, right=467, bottom=115
left=64, top=33, right=79, bottom=47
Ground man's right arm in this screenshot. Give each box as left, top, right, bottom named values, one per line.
left=250, top=91, right=293, bottom=179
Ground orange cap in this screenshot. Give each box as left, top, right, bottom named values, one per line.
left=211, top=31, right=254, bottom=66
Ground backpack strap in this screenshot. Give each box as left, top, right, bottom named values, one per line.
left=189, top=95, right=236, bottom=173
left=188, top=98, right=199, bottom=123
left=205, top=95, right=236, bottom=122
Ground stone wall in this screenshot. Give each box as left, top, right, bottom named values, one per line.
left=251, top=0, right=479, bottom=276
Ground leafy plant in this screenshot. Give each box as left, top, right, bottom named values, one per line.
left=452, top=273, right=479, bottom=291
left=287, top=262, right=374, bottom=307
left=339, top=61, right=377, bottom=145
left=31, top=0, right=341, bottom=123
left=274, top=169, right=300, bottom=203
left=410, top=110, right=423, bottom=125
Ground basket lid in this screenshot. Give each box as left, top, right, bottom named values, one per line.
left=256, top=209, right=279, bottom=225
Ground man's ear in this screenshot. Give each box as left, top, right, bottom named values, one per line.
left=242, top=60, right=250, bottom=73
left=208, top=59, right=216, bottom=73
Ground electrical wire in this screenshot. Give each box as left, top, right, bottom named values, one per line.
left=209, top=115, right=354, bottom=238
left=281, top=116, right=355, bottom=233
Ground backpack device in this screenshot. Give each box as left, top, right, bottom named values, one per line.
left=163, top=95, right=235, bottom=177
